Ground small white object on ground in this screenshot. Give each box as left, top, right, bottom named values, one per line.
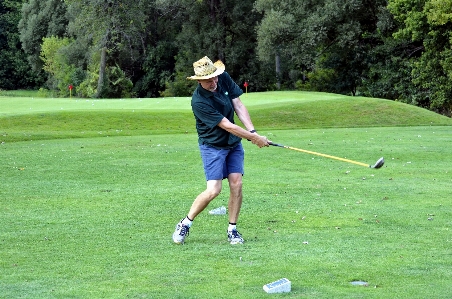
left=208, top=206, right=226, bottom=215
left=263, top=278, right=291, bottom=293
left=350, top=281, right=369, bottom=286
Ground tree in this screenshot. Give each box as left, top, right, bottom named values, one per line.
left=32, top=0, right=151, bottom=98
left=360, top=5, right=423, bottom=103
left=132, top=0, right=184, bottom=97
left=39, top=36, right=80, bottom=95
left=18, top=0, right=69, bottom=72
left=164, top=0, right=273, bottom=96
left=388, top=0, right=452, bottom=115
left=0, top=0, right=44, bottom=90
left=63, top=0, right=149, bottom=98
left=255, top=0, right=389, bottom=95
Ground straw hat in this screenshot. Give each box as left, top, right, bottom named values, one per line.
left=187, top=56, right=225, bottom=80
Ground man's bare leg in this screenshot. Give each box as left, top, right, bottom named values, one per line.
left=187, top=180, right=222, bottom=220
left=173, top=180, right=222, bottom=244
left=227, top=173, right=243, bottom=223
left=227, top=173, right=244, bottom=244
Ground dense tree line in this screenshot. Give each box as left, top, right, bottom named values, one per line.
left=0, top=0, right=451, bottom=116
left=0, top=0, right=45, bottom=89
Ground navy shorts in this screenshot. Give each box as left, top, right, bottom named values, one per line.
left=199, top=143, right=244, bottom=180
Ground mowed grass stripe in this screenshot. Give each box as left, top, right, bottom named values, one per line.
left=1, top=92, right=451, bottom=298
left=1, top=92, right=451, bottom=142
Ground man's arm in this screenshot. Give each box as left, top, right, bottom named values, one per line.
left=231, top=97, right=254, bottom=131
left=217, top=117, right=268, bottom=148
left=217, top=97, right=269, bottom=148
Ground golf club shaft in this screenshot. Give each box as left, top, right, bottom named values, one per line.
left=270, top=142, right=370, bottom=168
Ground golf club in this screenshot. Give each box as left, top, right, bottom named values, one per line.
left=270, top=142, right=384, bottom=169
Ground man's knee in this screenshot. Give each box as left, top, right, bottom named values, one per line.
left=205, top=188, right=221, bottom=200
left=228, top=174, right=243, bottom=190
left=205, top=180, right=222, bottom=199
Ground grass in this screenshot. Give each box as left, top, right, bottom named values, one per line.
left=1, top=91, right=452, bottom=298
left=1, top=91, right=451, bottom=142
left=0, top=89, right=41, bottom=98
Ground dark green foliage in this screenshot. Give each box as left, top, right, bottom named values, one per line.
left=256, top=0, right=389, bottom=96
left=0, top=0, right=44, bottom=89
left=18, top=0, right=69, bottom=71
left=0, top=0, right=449, bottom=115
left=167, top=0, right=274, bottom=95
left=132, top=5, right=181, bottom=98
left=387, top=0, right=452, bottom=116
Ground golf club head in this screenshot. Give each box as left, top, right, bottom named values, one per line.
left=371, top=157, right=384, bottom=169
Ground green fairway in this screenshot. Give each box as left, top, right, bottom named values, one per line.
left=1, top=92, right=451, bottom=298
left=1, top=91, right=451, bottom=143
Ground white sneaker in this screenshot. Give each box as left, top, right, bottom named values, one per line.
left=172, top=222, right=190, bottom=244
left=227, top=229, right=244, bottom=244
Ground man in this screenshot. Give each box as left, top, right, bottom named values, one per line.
left=172, top=56, right=270, bottom=245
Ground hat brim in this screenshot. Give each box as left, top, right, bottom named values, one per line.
left=187, top=60, right=225, bottom=80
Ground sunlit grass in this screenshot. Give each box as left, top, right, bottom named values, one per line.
left=1, top=92, right=451, bottom=298
left=1, top=92, right=451, bottom=142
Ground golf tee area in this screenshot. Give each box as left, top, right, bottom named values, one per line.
left=1, top=91, right=451, bottom=298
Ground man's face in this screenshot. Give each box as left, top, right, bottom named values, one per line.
left=198, top=76, right=218, bottom=92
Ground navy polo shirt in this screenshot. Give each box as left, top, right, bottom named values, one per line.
left=191, top=72, right=244, bottom=149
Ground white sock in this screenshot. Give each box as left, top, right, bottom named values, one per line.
left=181, top=216, right=193, bottom=227
left=228, top=224, right=237, bottom=232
